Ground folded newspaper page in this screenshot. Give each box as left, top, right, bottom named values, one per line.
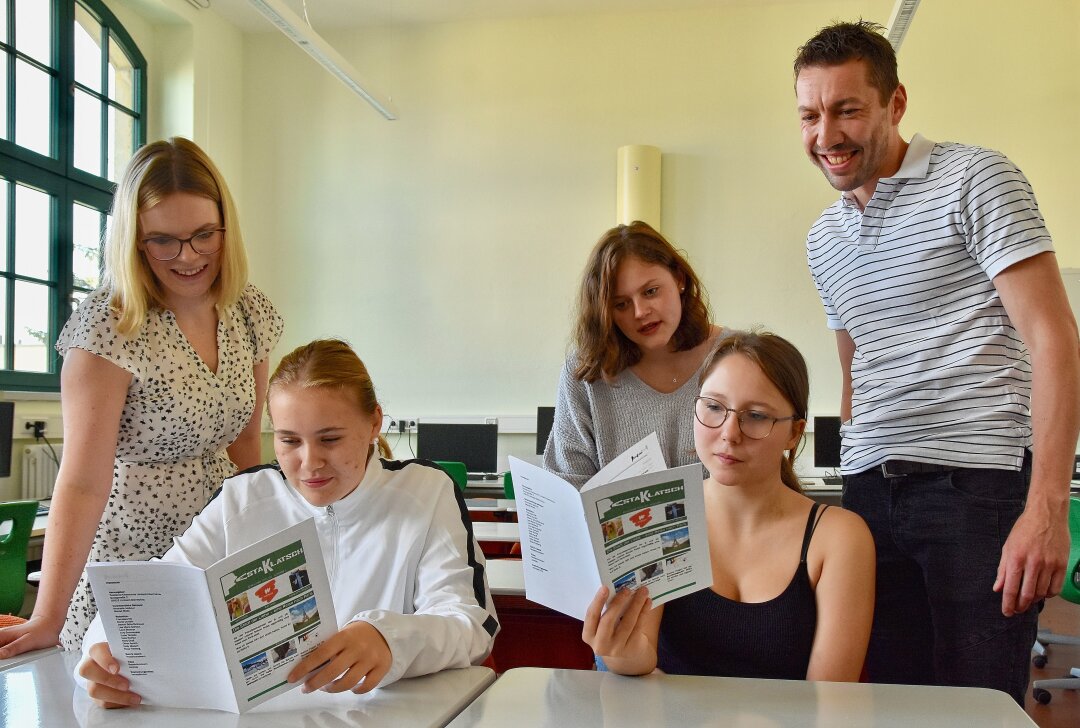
left=87, top=518, right=337, bottom=713
left=510, top=433, right=711, bottom=620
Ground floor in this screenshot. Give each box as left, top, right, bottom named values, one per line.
left=1027, top=595, right=1080, bottom=727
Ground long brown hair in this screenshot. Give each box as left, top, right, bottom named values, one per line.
left=267, top=339, right=392, bottom=458
left=699, top=330, right=808, bottom=492
left=572, top=221, right=710, bottom=383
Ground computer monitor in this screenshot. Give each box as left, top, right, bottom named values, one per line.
left=0, top=401, right=12, bottom=479
left=813, top=416, right=842, bottom=469
left=536, top=406, right=555, bottom=455
left=416, top=422, right=499, bottom=475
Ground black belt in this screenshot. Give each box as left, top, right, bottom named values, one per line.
left=880, top=460, right=957, bottom=478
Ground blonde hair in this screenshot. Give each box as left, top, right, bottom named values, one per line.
left=699, top=330, right=808, bottom=493
left=104, top=137, right=249, bottom=336
left=267, top=339, right=392, bottom=458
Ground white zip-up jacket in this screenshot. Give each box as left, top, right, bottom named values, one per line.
left=81, top=454, right=499, bottom=688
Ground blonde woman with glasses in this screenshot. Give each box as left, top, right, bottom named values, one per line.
left=0, top=138, right=282, bottom=657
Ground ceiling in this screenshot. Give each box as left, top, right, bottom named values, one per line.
left=206, top=0, right=756, bottom=34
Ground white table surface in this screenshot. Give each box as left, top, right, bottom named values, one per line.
left=464, top=499, right=516, bottom=512
left=472, top=522, right=520, bottom=543
left=447, top=667, right=1037, bottom=728
left=484, top=559, right=524, bottom=596
left=0, top=648, right=495, bottom=728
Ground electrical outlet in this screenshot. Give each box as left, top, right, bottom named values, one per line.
left=19, top=414, right=53, bottom=436
left=23, top=419, right=47, bottom=438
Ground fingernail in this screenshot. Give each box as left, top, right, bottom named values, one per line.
left=108, top=664, right=119, bottom=674
left=130, top=695, right=141, bottom=706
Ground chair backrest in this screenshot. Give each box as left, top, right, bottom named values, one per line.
left=503, top=471, right=515, bottom=500
left=434, top=461, right=468, bottom=491
left=1062, top=497, right=1080, bottom=605
left=0, top=500, right=38, bottom=615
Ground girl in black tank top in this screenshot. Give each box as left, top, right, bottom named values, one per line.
left=656, top=503, right=827, bottom=678
left=581, top=331, right=875, bottom=683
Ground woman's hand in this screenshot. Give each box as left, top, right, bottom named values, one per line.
left=288, top=621, right=392, bottom=694
left=0, top=615, right=63, bottom=659
left=581, top=585, right=654, bottom=666
left=78, top=642, right=141, bottom=709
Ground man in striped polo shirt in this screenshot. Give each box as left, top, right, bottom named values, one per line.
left=793, top=20, right=1080, bottom=703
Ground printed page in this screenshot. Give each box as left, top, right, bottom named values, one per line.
left=86, top=562, right=237, bottom=712
left=204, top=518, right=337, bottom=713
left=582, top=432, right=665, bottom=492
left=580, top=463, right=711, bottom=609
left=508, top=457, right=600, bottom=620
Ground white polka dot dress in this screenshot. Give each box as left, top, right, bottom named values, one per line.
left=53, top=283, right=283, bottom=649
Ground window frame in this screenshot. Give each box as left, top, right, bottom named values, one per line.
left=0, top=0, right=146, bottom=392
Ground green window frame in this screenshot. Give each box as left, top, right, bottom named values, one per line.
left=0, top=0, right=146, bottom=391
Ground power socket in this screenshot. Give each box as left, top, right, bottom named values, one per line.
left=25, top=420, right=46, bottom=439
left=389, top=419, right=417, bottom=433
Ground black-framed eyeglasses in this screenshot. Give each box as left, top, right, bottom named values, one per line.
left=141, top=228, right=225, bottom=261
left=693, top=396, right=798, bottom=440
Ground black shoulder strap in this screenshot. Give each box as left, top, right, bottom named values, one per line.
left=800, top=502, right=828, bottom=563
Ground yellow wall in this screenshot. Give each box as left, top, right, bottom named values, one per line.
left=237, top=0, right=1079, bottom=429
left=6, top=0, right=1076, bottom=497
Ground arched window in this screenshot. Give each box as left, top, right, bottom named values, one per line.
left=0, top=0, right=146, bottom=391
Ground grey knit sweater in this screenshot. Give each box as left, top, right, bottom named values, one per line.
left=543, top=355, right=705, bottom=489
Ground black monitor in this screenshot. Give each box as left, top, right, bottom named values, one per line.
left=0, top=401, right=12, bottom=478
left=813, top=416, right=842, bottom=469
left=536, top=406, right=555, bottom=455
left=417, top=422, right=499, bottom=474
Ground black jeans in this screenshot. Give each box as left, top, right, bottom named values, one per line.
left=842, top=457, right=1038, bottom=705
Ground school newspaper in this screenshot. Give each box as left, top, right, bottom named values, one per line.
left=86, top=518, right=337, bottom=713
left=509, top=433, right=711, bottom=620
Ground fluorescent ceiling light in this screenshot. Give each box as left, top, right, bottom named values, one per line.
left=248, top=0, right=397, bottom=120
left=886, top=0, right=921, bottom=51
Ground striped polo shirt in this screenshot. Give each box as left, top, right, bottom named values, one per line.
left=806, top=134, right=1054, bottom=474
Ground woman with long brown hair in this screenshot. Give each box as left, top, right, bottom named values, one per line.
left=543, top=221, right=720, bottom=486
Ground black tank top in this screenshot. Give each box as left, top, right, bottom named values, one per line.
left=656, top=502, right=827, bottom=680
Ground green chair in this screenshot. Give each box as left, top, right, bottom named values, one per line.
left=0, top=500, right=38, bottom=616
left=434, top=461, right=468, bottom=491
left=503, top=471, right=515, bottom=500
left=1031, top=496, right=1080, bottom=704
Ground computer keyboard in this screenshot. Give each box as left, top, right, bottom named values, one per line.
left=820, top=475, right=843, bottom=486
left=468, top=472, right=500, bottom=481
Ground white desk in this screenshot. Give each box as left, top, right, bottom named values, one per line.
left=485, top=559, right=525, bottom=596
left=472, top=522, right=520, bottom=543
left=0, top=648, right=495, bottom=728
left=464, top=499, right=516, bottom=513
left=448, top=667, right=1036, bottom=727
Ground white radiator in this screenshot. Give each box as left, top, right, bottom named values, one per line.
left=21, top=444, right=62, bottom=501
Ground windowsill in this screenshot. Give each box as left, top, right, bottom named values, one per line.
left=0, top=391, right=61, bottom=401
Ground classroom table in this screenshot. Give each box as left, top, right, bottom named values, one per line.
left=0, top=648, right=495, bottom=728
left=464, top=499, right=516, bottom=513
left=447, top=667, right=1037, bottom=727
left=484, top=558, right=525, bottom=596
left=472, top=521, right=520, bottom=543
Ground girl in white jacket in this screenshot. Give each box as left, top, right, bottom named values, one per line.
left=77, top=339, right=499, bottom=708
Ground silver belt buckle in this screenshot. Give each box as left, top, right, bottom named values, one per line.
left=880, top=461, right=905, bottom=479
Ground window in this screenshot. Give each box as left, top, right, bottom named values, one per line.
left=0, top=0, right=145, bottom=391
